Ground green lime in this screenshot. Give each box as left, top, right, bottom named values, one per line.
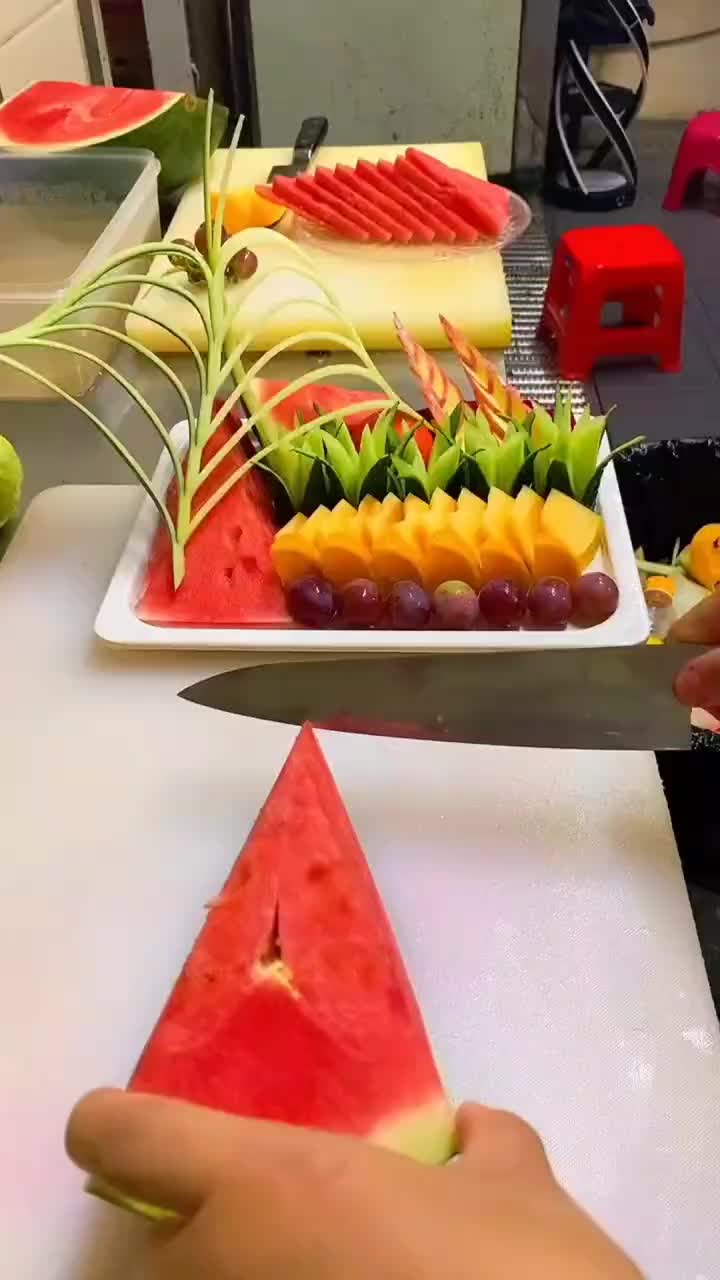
left=0, top=435, right=23, bottom=528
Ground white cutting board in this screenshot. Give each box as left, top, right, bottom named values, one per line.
left=129, top=142, right=513, bottom=353
left=1, top=487, right=719, bottom=1280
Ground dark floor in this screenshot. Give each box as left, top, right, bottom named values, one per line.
left=544, top=121, right=720, bottom=1015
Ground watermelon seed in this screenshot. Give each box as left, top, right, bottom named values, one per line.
left=224, top=566, right=234, bottom=583
left=307, top=861, right=329, bottom=883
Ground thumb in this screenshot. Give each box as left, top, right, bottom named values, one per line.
left=455, top=1102, right=553, bottom=1182
left=66, top=1088, right=322, bottom=1218
left=669, top=588, right=720, bottom=645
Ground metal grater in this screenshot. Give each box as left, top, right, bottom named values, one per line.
left=502, top=217, right=588, bottom=416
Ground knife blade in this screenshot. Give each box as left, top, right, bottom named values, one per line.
left=268, top=116, right=329, bottom=181
left=179, top=646, right=707, bottom=750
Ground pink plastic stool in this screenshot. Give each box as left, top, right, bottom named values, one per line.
left=664, top=112, right=720, bottom=211
left=538, top=225, right=685, bottom=381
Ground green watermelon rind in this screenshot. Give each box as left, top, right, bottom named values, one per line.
left=0, top=84, right=228, bottom=195
left=372, top=1097, right=458, bottom=1165
left=101, top=97, right=229, bottom=195
left=87, top=1175, right=179, bottom=1222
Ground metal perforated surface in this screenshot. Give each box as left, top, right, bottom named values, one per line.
left=502, top=218, right=588, bottom=415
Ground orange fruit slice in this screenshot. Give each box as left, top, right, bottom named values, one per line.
left=210, top=188, right=285, bottom=234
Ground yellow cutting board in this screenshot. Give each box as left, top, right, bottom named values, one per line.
left=128, top=142, right=512, bottom=354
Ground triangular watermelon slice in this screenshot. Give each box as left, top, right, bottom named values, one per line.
left=136, top=418, right=291, bottom=628
left=97, top=726, right=455, bottom=1216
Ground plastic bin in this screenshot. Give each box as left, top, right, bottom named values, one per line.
left=0, top=148, right=160, bottom=400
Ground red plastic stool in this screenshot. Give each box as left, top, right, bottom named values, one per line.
left=664, top=112, right=720, bottom=211
left=538, top=225, right=685, bottom=381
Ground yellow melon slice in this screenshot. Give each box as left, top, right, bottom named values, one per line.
left=478, top=538, right=531, bottom=589
left=328, top=499, right=357, bottom=528
left=423, top=528, right=480, bottom=591
left=512, top=486, right=544, bottom=568
left=533, top=534, right=579, bottom=583
left=373, top=524, right=424, bottom=588
left=359, top=493, right=404, bottom=547
left=271, top=514, right=318, bottom=586
left=485, top=487, right=516, bottom=540
left=319, top=525, right=373, bottom=586
left=541, top=490, right=602, bottom=573
left=429, top=490, right=456, bottom=517
left=303, top=505, right=333, bottom=549
left=453, top=489, right=487, bottom=547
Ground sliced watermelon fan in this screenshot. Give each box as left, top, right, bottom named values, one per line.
left=258, top=147, right=517, bottom=246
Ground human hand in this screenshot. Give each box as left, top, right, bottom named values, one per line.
left=67, top=1089, right=642, bottom=1280
left=671, top=589, right=720, bottom=718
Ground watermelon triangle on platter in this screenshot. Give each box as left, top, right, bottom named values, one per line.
left=93, top=725, right=456, bottom=1217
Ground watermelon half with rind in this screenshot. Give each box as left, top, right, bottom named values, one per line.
left=93, top=724, right=456, bottom=1217
left=0, top=82, right=228, bottom=194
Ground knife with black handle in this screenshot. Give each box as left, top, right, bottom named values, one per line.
left=268, top=116, right=329, bottom=181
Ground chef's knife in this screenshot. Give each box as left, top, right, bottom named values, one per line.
left=179, top=646, right=707, bottom=750
left=268, top=116, right=329, bottom=180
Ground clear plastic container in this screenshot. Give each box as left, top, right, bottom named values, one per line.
left=0, top=148, right=160, bottom=400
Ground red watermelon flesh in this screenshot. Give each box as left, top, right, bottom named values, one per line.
left=404, top=148, right=511, bottom=238
left=334, top=163, right=439, bottom=243
left=354, top=160, right=451, bottom=242
left=391, top=159, right=479, bottom=243
left=130, top=724, right=455, bottom=1166
left=249, top=377, right=434, bottom=462
left=295, top=172, right=393, bottom=242
left=262, top=178, right=371, bottom=242
left=314, top=167, right=413, bottom=243
left=136, top=422, right=291, bottom=628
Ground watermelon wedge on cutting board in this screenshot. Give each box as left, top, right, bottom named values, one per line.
left=95, top=725, right=455, bottom=1216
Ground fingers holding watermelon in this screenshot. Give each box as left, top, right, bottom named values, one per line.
left=66, top=1089, right=642, bottom=1280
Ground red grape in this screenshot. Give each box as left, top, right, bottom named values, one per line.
left=571, top=572, right=619, bottom=626
left=527, top=577, right=572, bottom=628
left=386, top=580, right=432, bottom=629
left=287, top=575, right=337, bottom=627
left=478, top=579, right=527, bottom=629
left=433, top=581, right=479, bottom=630
left=340, top=578, right=384, bottom=627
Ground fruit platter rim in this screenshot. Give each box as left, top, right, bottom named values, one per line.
left=285, top=190, right=533, bottom=262
left=95, top=424, right=649, bottom=652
